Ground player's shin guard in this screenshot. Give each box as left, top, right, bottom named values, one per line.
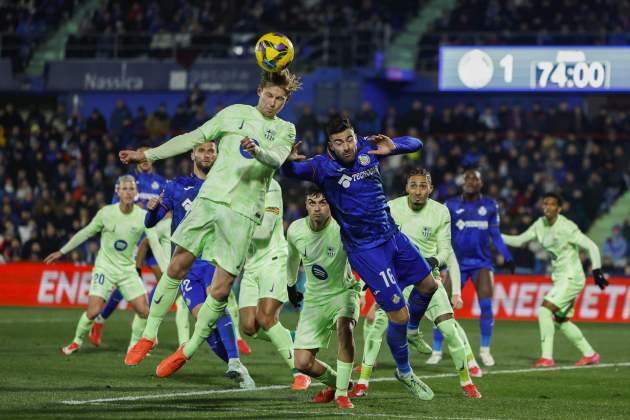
left=266, top=322, right=295, bottom=369
left=360, top=309, right=387, bottom=383
left=558, top=321, right=595, bottom=357
left=439, top=318, right=472, bottom=386
left=101, top=289, right=123, bottom=320
left=407, top=288, right=435, bottom=330
left=335, top=360, right=353, bottom=398
left=129, top=314, right=147, bottom=348
left=226, top=292, right=242, bottom=340
left=538, top=306, right=555, bottom=359
left=386, top=320, right=411, bottom=374
left=73, top=312, right=94, bottom=346
left=183, top=295, right=227, bottom=358
left=175, top=295, right=190, bottom=345
left=216, top=312, right=239, bottom=360
left=478, top=297, right=494, bottom=348
left=144, top=273, right=181, bottom=340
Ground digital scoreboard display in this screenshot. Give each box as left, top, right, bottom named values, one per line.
left=439, top=47, right=630, bottom=92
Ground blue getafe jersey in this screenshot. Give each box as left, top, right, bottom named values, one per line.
left=113, top=171, right=166, bottom=207
left=282, top=136, right=422, bottom=252
left=446, top=195, right=512, bottom=270
left=161, top=175, right=204, bottom=234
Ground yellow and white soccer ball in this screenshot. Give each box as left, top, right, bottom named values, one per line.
left=255, top=32, right=295, bottom=73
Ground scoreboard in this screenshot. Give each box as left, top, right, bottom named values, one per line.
left=439, top=47, right=630, bottom=92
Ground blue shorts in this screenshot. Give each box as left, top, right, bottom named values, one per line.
left=347, top=231, right=431, bottom=312
left=180, top=259, right=216, bottom=311
left=460, top=266, right=493, bottom=289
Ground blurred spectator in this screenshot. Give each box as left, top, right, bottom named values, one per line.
left=170, top=104, right=191, bottom=136
left=603, top=225, right=628, bottom=270
left=109, top=99, right=131, bottom=136
left=354, top=101, right=380, bottom=135
left=86, top=108, right=107, bottom=137
left=146, top=103, right=170, bottom=141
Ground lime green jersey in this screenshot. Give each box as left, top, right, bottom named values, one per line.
left=244, top=179, right=287, bottom=270
left=287, top=217, right=359, bottom=302
left=502, top=214, right=601, bottom=279
left=60, top=204, right=168, bottom=273
left=144, top=104, right=296, bottom=224
left=388, top=196, right=452, bottom=265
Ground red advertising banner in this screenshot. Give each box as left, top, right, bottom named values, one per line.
left=1, top=263, right=629, bottom=322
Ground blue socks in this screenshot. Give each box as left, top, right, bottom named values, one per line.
left=100, top=289, right=123, bottom=319
left=408, top=288, right=434, bottom=330
left=216, top=312, right=239, bottom=360
left=479, top=297, right=493, bottom=347
left=206, top=311, right=239, bottom=363
left=432, top=326, right=444, bottom=352
left=387, top=320, right=411, bottom=374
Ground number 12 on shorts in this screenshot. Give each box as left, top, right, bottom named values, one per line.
left=379, top=268, right=396, bottom=288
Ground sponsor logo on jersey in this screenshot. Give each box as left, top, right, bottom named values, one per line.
left=478, top=206, right=487, bottom=216
left=239, top=138, right=260, bottom=159
left=337, top=166, right=379, bottom=189
left=182, top=198, right=193, bottom=213
left=312, top=264, right=328, bottom=280
left=327, top=246, right=336, bottom=257
left=358, top=154, right=370, bottom=166
left=422, top=226, right=432, bottom=239
left=114, top=239, right=128, bottom=251
left=456, top=220, right=489, bottom=230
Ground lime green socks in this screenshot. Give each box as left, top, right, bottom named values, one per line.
left=183, top=294, right=226, bottom=358
left=72, top=312, right=94, bottom=346
left=144, top=273, right=181, bottom=340
left=266, top=322, right=295, bottom=369
left=175, top=295, right=190, bottom=346
left=538, top=306, right=555, bottom=359
left=558, top=321, right=595, bottom=357
left=335, top=360, right=353, bottom=398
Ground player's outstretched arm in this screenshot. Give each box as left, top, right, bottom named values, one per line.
left=45, top=209, right=105, bottom=263
left=367, top=134, right=423, bottom=157
left=501, top=225, right=536, bottom=248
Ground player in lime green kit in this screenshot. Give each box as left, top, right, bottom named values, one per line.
left=120, top=70, right=302, bottom=374
left=238, top=178, right=311, bottom=389
left=288, top=187, right=361, bottom=409
left=502, top=192, right=608, bottom=368
left=44, top=175, right=169, bottom=355
left=351, top=169, right=481, bottom=399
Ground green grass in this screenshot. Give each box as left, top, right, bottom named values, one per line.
left=1, top=307, right=629, bottom=419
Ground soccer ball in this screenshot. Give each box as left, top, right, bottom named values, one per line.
left=255, top=32, right=294, bottom=73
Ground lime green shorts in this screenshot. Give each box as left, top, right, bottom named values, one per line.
left=171, top=198, right=256, bottom=276
left=545, top=275, right=585, bottom=318
left=294, top=289, right=360, bottom=350
left=239, top=254, right=288, bottom=308
left=89, top=266, right=146, bottom=302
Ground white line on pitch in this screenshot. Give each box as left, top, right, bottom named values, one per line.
left=60, top=361, right=630, bottom=406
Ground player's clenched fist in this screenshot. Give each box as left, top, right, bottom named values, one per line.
left=119, top=149, right=147, bottom=164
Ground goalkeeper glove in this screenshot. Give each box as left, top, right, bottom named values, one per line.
left=592, top=269, right=608, bottom=290
left=287, top=285, right=303, bottom=308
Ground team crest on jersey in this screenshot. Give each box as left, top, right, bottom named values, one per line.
left=151, top=181, right=160, bottom=190
left=327, top=246, right=336, bottom=257
left=391, top=294, right=401, bottom=304
left=358, top=154, right=370, bottom=166
left=182, top=198, right=193, bottom=213
left=422, top=226, right=432, bottom=239
left=265, top=129, right=275, bottom=142
left=478, top=206, right=487, bottom=216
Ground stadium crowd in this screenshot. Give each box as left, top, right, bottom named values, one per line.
left=1, top=97, right=629, bottom=275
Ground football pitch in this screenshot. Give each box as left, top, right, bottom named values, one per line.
left=1, top=307, right=629, bottom=419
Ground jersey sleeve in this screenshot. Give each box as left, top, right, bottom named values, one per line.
left=488, top=201, right=513, bottom=261
left=144, top=224, right=169, bottom=272
left=60, top=208, right=105, bottom=254
left=280, top=157, right=322, bottom=184
left=567, top=223, right=602, bottom=270
left=502, top=222, right=537, bottom=248
left=445, top=251, right=462, bottom=296
left=390, top=136, right=423, bottom=156
left=435, top=207, right=453, bottom=266
left=286, top=224, right=301, bottom=288
left=144, top=128, right=208, bottom=161
left=252, top=182, right=282, bottom=240
left=145, top=182, right=172, bottom=228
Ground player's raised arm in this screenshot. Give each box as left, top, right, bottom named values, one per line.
left=501, top=223, right=537, bottom=248
left=367, top=134, right=423, bottom=157
left=145, top=189, right=170, bottom=228
left=44, top=209, right=105, bottom=264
